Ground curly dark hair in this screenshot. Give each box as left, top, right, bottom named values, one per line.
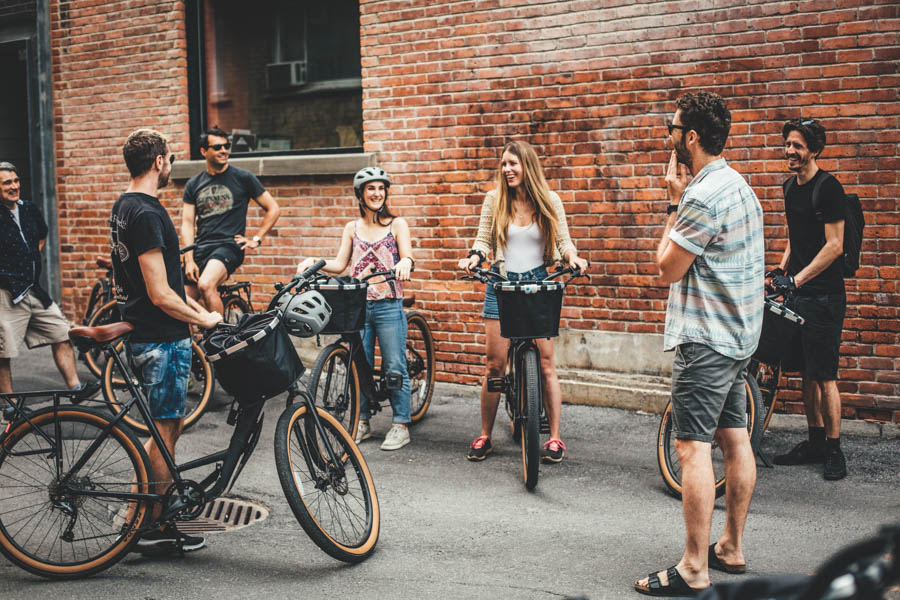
left=122, top=129, right=168, bottom=178
left=675, top=92, right=732, bottom=156
left=782, top=118, right=826, bottom=156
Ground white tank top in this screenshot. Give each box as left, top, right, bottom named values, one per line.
left=503, top=222, right=545, bottom=273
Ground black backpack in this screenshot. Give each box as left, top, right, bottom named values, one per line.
left=783, top=171, right=865, bottom=277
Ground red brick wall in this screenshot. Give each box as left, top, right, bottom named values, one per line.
left=358, top=0, right=900, bottom=422
left=48, top=0, right=899, bottom=422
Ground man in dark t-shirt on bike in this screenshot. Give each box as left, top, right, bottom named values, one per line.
left=111, top=129, right=222, bottom=552
left=181, top=127, right=280, bottom=315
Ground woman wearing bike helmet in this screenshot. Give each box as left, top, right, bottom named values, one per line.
left=458, top=140, right=588, bottom=463
left=297, top=167, right=415, bottom=451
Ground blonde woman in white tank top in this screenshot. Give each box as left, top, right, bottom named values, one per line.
left=458, top=141, right=588, bottom=464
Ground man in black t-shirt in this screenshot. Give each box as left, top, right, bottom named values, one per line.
left=111, top=129, right=222, bottom=552
left=181, top=128, right=280, bottom=315
left=768, top=118, right=848, bottom=481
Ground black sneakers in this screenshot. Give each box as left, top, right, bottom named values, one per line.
left=134, top=525, right=205, bottom=554
left=823, top=446, right=848, bottom=481
left=773, top=440, right=826, bottom=465
left=467, top=436, right=492, bottom=461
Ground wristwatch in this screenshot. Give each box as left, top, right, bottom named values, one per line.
left=666, top=204, right=679, bottom=215
left=252, top=235, right=262, bottom=246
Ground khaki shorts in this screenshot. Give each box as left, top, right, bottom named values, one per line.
left=0, top=288, right=71, bottom=358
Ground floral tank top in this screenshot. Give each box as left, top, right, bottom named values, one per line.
left=350, top=222, right=403, bottom=301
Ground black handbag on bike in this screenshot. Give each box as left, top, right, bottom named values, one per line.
left=203, top=311, right=304, bottom=404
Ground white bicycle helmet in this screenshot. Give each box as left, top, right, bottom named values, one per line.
left=353, top=166, right=391, bottom=198
left=277, top=290, right=332, bottom=337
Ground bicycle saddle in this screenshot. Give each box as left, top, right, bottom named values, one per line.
left=69, top=321, right=135, bottom=346
left=96, top=255, right=113, bottom=269
left=403, top=294, right=415, bottom=308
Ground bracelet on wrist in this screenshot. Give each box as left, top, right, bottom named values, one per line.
left=467, top=249, right=485, bottom=265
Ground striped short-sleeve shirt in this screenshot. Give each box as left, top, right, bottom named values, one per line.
left=664, top=158, right=765, bottom=360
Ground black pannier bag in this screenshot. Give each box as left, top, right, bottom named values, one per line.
left=311, top=276, right=368, bottom=334
left=203, top=311, right=304, bottom=404
left=753, top=299, right=802, bottom=366
left=493, top=280, right=565, bottom=340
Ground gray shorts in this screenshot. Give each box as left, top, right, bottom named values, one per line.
left=0, top=289, right=71, bottom=358
left=671, top=343, right=751, bottom=443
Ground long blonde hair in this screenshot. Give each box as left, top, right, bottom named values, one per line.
left=492, top=140, right=558, bottom=257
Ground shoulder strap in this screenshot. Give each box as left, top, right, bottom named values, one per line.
left=810, top=170, right=836, bottom=222
left=782, top=175, right=796, bottom=198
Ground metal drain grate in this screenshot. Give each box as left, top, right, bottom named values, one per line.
left=175, top=497, right=270, bottom=534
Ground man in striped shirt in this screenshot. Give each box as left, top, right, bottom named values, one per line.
left=635, top=92, right=764, bottom=597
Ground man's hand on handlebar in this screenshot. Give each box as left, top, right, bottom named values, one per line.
left=200, top=310, right=223, bottom=330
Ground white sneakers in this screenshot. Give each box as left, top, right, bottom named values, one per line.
left=355, top=420, right=372, bottom=443
left=380, top=424, right=410, bottom=451
left=355, top=421, right=410, bottom=451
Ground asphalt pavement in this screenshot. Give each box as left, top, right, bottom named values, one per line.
left=0, top=345, right=898, bottom=599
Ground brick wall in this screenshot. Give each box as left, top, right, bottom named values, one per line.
left=357, top=0, right=900, bottom=422
left=47, top=0, right=899, bottom=422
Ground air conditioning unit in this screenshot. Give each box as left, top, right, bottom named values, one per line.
left=266, top=61, right=308, bottom=90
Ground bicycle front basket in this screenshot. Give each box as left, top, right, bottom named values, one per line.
left=493, top=280, right=565, bottom=339
left=311, top=276, right=368, bottom=334
left=753, top=299, right=802, bottom=366
left=203, top=311, right=304, bottom=404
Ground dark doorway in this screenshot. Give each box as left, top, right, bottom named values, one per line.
left=0, top=40, right=31, bottom=201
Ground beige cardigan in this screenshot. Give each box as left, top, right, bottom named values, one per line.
left=470, top=189, right=577, bottom=273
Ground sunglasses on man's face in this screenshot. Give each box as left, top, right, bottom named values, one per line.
left=206, top=143, right=231, bottom=151
left=665, top=118, right=688, bottom=135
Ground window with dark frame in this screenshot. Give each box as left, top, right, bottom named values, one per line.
left=193, top=0, right=362, bottom=156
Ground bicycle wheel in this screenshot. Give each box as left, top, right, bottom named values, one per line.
left=223, top=294, right=251, bottom=325
left=520, top=347, right=541, bottom=490
left=657, top=373, right=762, bottom=500
left=0, top=406, right=153, bottom=579
left=405, top=312, right=435, bottom=423
left=102, top=338, right=214, bottom=435
left=308, top=343, right=360, bottom=438
left=274, top=401, right=379, bottom=563
left=83, top=300, right=121, bottom=378
left=749, top=359, right=781, bottom=438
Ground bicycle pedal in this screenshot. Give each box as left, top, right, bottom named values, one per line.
left=539, top=414, right=550, bottom=434
left=385, top=372, right=403, bottom=391
left=486, top=377, right=507, bottom=393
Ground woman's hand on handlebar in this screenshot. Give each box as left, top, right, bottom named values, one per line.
left=296, top=257, right=317, bottom=275
left=394, top=257, right=412, bottom=281
left=567, top=254, right=589, bottom=274
left=458, top=254, right=480, bottom=273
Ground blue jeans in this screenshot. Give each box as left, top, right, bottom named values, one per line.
left=360, top=299, right=410, bottom=424
left=128, top=338, right=191, bottom=420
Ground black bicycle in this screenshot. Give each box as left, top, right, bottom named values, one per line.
left=463, top=265, right=585, bottom=490
left=0, top=261, right=379, bottom=579
left=656, top=292, right=805, bottom=499
left=301, top=270, right=436, bottom=439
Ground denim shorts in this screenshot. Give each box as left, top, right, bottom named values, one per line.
left=128, top=338, right=192, bottom=420
left=482, top=265, right=549, bottom=320
left=671, top=343, right=751, bottom=443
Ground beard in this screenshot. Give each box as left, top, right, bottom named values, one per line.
left=786, top=153, right=809, bottom=172
left=674, top=138, right=692, bottom=171
left=157, top=171, right=170, bottom=188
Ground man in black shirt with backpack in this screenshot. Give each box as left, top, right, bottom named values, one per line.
left=768, top=118, right=851, bottom=481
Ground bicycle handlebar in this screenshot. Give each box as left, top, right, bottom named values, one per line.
left=461, top=264, right=587, bottom=286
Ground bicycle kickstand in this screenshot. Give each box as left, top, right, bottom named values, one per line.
left=756, top=447, right=774, bottom=469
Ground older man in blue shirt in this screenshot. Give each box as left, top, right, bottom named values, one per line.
left=0, top=161, right=96, bottom=399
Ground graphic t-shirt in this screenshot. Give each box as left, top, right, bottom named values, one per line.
left=784, top=169, right=846, bottom=295
left=109, top=192, right=190, bottom=343
left=182, top=166, right=265, bottom=244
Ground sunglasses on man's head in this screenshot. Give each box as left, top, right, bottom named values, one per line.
left=790, top=118, right=816, bottom=126
left=206, top=143, right=231, bottom=151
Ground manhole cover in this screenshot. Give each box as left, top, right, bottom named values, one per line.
left=175, top=497, right=269, bottom=534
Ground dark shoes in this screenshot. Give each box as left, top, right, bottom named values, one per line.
left=541, top=438, right=566, bottom=463
left=134, top=525, right=205, bottom=554
left=823, top=446, right=848, bottom=480
left=773, top=440, right=825, bottom=465
left=70, top=381, right=101, bottom=404
left=467, top=436, right=492, bottom=461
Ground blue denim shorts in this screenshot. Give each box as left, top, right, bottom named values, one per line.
left=128, top=338, right=192, bottom=420
left=482, top=265, right=549, bottom=320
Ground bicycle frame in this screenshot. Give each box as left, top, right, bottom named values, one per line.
left=0, top=335, right=341, bottom=532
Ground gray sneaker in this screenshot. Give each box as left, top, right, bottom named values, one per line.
left=380, top=424, right=410, bottom=451
left=355, top=420, right=372, bottom=444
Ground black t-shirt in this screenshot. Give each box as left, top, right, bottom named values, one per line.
left=182, top=166, right=265, bottom=244
left=784, top=169, right=846, bottom=295
left=110, top=192, right=190, bottom=343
